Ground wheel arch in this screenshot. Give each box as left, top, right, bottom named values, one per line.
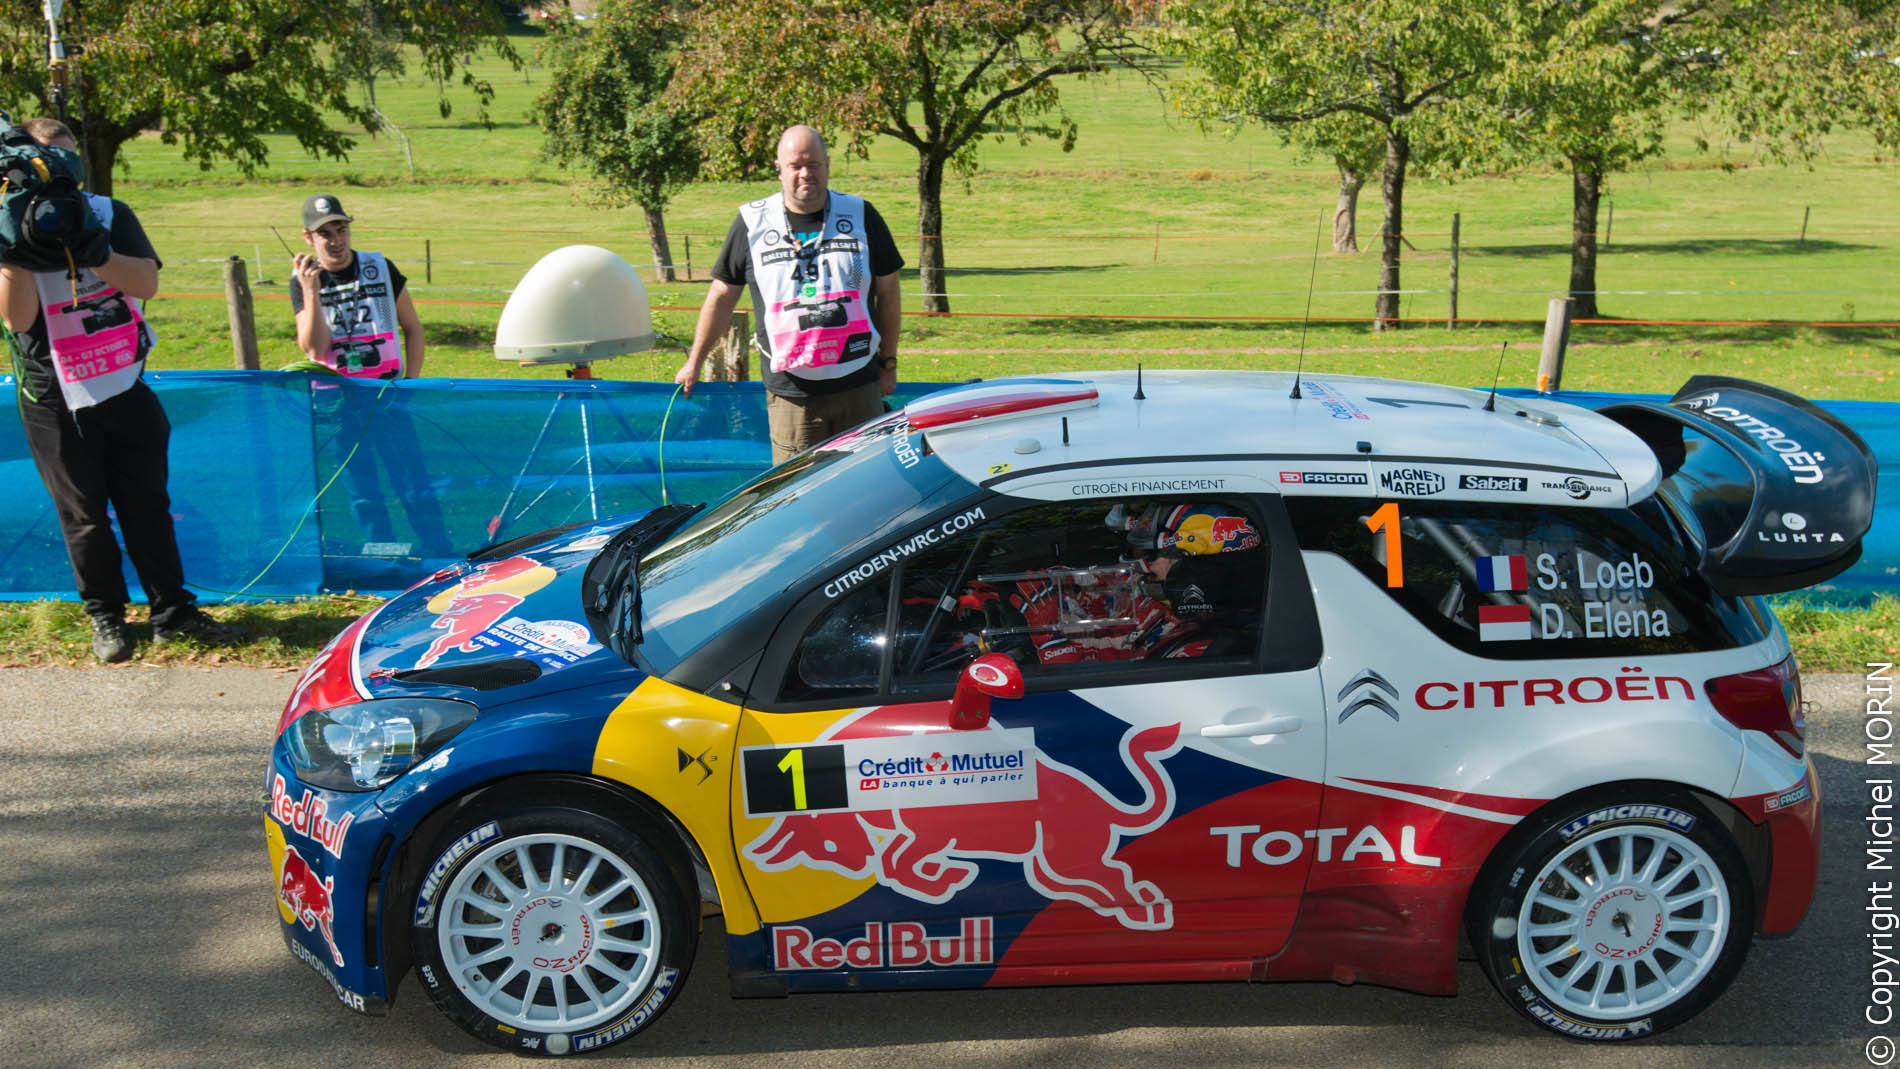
left=1463, top=778, right=1770, bottom=941
left=375, top=771, right=715, bottom=1002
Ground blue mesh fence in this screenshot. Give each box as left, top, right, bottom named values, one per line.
left=0, top=373, right=1893, bottom=601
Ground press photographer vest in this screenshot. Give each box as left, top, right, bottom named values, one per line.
left=313, top=250, right=403, bottom=379
left=739, top=192, right=878, bottom=378
left=32, top=195, right=156, bottom=411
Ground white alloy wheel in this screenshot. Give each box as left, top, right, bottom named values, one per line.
left=412, top=803, right=695, bottom=1056
left=1472, top=794, right=1754, bottom=1041
left=1516, top=824, right=1729, bottom=1019
left=438, top=831, right=661, bottom=1031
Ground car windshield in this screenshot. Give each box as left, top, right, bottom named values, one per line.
left=633, top=411, right=974, bottom=674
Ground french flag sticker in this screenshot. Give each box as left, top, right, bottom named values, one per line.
left=1479, top=604, right=1533, bottom=642
left=1475, top=554, right=1528, bottom=592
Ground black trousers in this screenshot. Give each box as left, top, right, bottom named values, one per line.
left=19, top=381, right=197, bottom=624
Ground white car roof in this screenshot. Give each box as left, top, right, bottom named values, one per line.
left=910, top=371, right=1663, bottom=508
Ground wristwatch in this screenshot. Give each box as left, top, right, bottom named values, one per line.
left=876, top=354, right=897, bottom=370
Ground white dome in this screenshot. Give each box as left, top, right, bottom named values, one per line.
left=494, top=245, right=653, bottom=365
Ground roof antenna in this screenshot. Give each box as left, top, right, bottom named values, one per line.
left=1133, top=362, right=1145, bottom=401
left=1290, top=208, right=1324, bottom=399
left=1483, top=341, right=1509, bottom=412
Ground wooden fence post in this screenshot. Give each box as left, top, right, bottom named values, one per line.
left=425, top=238, right=433, bottom=284
left=223, top=255, right=259, bottom=370
left=1537, top=297, right=1572, bottom=393
left=1448, top=212, right=1460, bottom=330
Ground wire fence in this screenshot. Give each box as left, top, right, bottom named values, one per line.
left=145, top=213, right=1900, bottom=329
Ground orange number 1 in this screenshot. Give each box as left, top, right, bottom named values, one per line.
left=1366, top=502, right=1403, bottom=588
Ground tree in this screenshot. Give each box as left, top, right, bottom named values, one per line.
left=534, top=0, right=700, bottom=282
left=669, top=0, right=1148, bottom=315
left=1309, top=115, right=1386, bottom=254
left=1162, top=0, right=1506, bottom=329
left=1704, top=2, right=1900, bottom=156
left=0, top=0, right=517, bottom=197
left=337, top=1, right=410, bottom=111
left=1466, top=0, right=1694, bottom=319
left=1472, top=0, right=1900, bottom=320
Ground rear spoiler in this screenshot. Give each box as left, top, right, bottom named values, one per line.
left=1599, top=376, right=1877, bottom=596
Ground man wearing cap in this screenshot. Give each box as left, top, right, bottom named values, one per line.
left=291, top=194, right=426, bottom=379
left=674, top=125, right=903, bottom=464
left=290, top=194, right=452, bottom=561
left=0, top=116, right=243, bottom=660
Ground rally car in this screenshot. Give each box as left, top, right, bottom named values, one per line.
left=266, top=371, right=1874, bottom=1054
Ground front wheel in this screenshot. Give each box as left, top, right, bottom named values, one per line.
left=1469, top=793, right=1753, bottom=1041
left=410, top=803, right=696, bottom=1056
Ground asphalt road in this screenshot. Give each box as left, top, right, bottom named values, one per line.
left=0, top=666, right=1888, bottom=1067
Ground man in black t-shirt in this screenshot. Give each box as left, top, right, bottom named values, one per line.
left=290, top=194, right=426, bottom=379
left=674, top=125, right=903, bottom=463
left=288, top=194, right=452, bottom=560
left=0, top=117, right=241, bottom=660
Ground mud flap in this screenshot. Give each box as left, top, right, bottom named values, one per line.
left=1600, top=375, right=1876, bottom=595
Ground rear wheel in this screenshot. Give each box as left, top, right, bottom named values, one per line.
left=1470, top=793, right=1753, bottom=1041
left=410, top=803, right=696, bottom=1056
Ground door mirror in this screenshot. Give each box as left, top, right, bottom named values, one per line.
left=949, top=653, right=1023, bottom=730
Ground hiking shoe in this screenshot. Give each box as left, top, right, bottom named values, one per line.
left=90, top=615, right=133, bottom=663
left=153, top=606, right=246, bottom=647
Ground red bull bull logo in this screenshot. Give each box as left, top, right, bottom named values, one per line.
left=278, top=844, right=345, bottom=967
left=744, top=708, right=1184, bottom=931
left=417, top=555, right=557, bottom=669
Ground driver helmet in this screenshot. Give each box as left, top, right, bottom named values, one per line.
left=1117, top=503, right=1261, bottom=557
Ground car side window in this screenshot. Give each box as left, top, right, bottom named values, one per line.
left=1287, top=497, right=1767, bottom=659
left=782, top=576, right=890, bottom=702
left=779, top=497, right=1269, bottom=702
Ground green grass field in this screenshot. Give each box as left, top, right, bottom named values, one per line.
left=88, top=29, right=1898, bottom=401
left=1, top=27, right=1892, bottom=662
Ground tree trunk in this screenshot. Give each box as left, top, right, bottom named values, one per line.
left=1333, top=158, right=1362, bottom=253
left=916, top=151, right=948, bottom=315
left=643, top=204, right=676, bottom=283
left=80, top=130, right=120, bottom=200
left=1568, top=158, right=1603, bottom=320
left=1375, top=128, right=1410, bottom=331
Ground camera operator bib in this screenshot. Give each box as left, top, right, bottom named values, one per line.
left=32, top=195, right=155, bottom=410
left=739, top=192, right=878, bottom=377
left=312, top=250, right=402, bottom=379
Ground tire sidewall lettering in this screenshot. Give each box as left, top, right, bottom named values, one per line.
left=1472, top=795, right=1752, bottom=1042
left=407, top=804, right=696, bottom=1055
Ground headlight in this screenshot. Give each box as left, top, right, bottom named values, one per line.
left=285, top=698, right=479, bottom=791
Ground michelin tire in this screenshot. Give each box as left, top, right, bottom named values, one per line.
left=410, top=803, right=696, bottom=1056
left=1470, top=791, right=1753, bottom=1041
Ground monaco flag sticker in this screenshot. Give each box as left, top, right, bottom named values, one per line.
left=1478, top=603, right=1533, bottom=641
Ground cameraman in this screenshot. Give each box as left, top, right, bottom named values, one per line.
left=0, top=117, right=241, bottom=661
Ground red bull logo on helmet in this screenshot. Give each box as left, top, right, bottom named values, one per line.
left=1160, top=506, right=1260, bottom=556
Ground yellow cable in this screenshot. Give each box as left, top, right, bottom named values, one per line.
left=657, top=382, right=683, bottom=505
